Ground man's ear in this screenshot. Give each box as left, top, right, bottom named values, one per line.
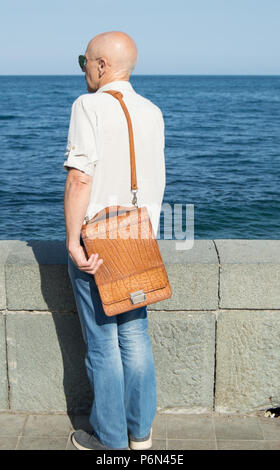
left=98, top=58, right=107, bottom=77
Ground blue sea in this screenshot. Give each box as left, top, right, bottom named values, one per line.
left=0, top=75, right=279, bottom=240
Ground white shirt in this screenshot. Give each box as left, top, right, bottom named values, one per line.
left=63, top=80, right=166, bottom=236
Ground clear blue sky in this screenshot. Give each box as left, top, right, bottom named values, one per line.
left=1, top=0, right=280, bottom=75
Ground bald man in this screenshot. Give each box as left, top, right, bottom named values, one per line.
left=64, top=31, right=166, bottom=450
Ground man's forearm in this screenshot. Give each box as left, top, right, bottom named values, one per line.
left=64, top=177, right=92, bottom=251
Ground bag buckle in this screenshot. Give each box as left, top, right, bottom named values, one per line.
left=131, top=189, right=138, bottom=206
left=130, top=290, right=146, bottom=304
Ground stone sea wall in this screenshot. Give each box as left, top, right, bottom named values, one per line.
left=0, top=239, right=280, bottom=414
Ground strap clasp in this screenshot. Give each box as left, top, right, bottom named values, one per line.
left=131, top=189, right=138, bottom=206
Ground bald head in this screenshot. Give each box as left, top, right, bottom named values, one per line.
left=86, top=31, right=138, bottom=79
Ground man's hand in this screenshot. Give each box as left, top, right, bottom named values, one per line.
left=68, top=243, right=103, bottom=275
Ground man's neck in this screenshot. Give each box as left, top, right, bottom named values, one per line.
left=98, top=76, right=129, bottom=89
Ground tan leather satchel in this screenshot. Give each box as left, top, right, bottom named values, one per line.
left=80, top=89, right=172, bottom=316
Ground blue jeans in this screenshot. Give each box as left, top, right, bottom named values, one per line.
left=67, top=252, right=157, bottom=449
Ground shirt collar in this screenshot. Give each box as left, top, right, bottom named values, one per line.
left=96, top=80, right=134, bottom=94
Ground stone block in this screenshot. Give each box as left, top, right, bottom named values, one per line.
left=0, top=314, right=8, bottom=409
left=166, top=414, right=215, bottom=439
left=216, top=240, right=280, bottom=309
left=0, top=241, right=20, bottom=310
left=5, top=241, right=76, bottom=312
left=6, top=312, right=92, bottom=412
left=215, top=309, right=280, bottom=413
left=17, top=436, right=68, bottom=450
left=0, top=413, right=26, bottom=435
left=6, top=310, right=216, bottom=414
left=23, top=414, right=73, bottom=437
left=153, top=240, right=219, bottom=310
left=148, top=311, right=216, bottom=411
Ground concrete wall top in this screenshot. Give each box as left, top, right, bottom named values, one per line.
left=1, top=239, right=280, bottom=312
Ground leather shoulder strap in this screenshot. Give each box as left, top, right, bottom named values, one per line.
left=103, top=90, right=138, bottom=192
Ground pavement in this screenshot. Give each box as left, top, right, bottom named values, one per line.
left=0, top=411, right=280, bottom=450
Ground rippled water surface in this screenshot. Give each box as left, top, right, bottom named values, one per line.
left=0, top=75, right=279, bottom=240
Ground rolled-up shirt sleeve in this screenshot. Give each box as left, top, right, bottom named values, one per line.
left=63, top=96, right=98, bottom=176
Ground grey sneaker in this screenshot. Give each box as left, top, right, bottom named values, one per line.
left=129, top=428, right=152, bottom=450
left=71, top=430, right=130, bottom=451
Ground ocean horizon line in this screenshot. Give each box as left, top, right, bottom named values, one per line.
left=1, top=73, right=280, bottom=77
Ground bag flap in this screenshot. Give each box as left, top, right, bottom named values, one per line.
left=98, top=266, right=169, bottom=305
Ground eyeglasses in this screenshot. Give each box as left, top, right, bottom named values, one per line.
left=78, top=55, right=87, bottom=71
left=78, top=55, right=102, bottom=71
